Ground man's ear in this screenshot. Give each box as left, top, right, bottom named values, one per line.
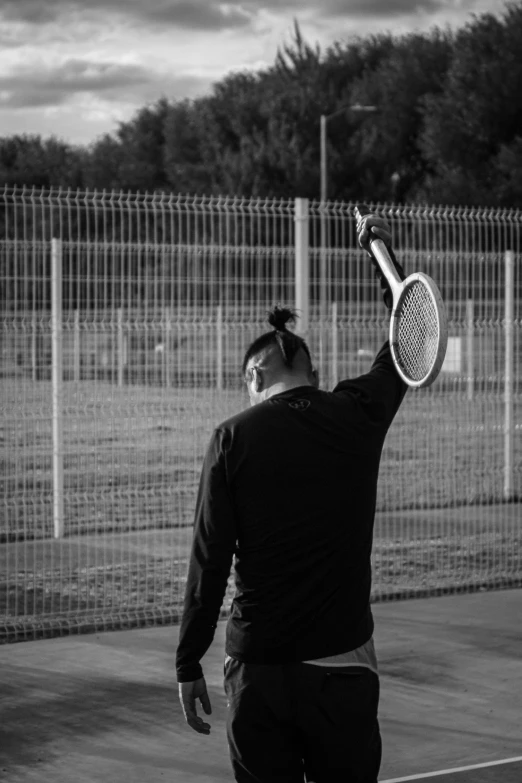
left=252, top=366, right=264, bottom=393
left=310, top=368, right=319, bottom=388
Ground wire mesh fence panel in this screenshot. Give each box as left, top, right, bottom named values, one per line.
left=309, top=200, right=522, bottom=599
left=1, top=187, right=521, bottom=642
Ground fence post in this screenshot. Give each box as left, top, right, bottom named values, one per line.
left=504, top=251, right=514, bottom=500
left=31, top=311, right=37, bottom=381
left=331, top=302, right=338, bottom=389
left=73, top=309, right=80, bottom=382
left=466, top=299, right=473, bottom=402
left=216, top=305, right=224, bottom=390
left=294, top=198, right=310, bottom=338
left=117, top=308, right=124, bottom=387
left=51, top=238, right=64, bottom=539
left=319, top=195, right=327, bottom=386
left=164, top=307, right=171, bottom=388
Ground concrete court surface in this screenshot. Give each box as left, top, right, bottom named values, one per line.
left=0, top=589, right=521, bottom=783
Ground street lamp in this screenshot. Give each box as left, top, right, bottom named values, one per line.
left=318, top=103, right=378, bottom=381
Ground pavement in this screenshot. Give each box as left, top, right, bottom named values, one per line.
left=0, top=588, right=521, bottom=783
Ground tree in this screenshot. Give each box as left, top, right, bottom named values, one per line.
left=417, top=3, right=522, bottom=203
left=0, top=134, right=84, bottom=189
left=83, top=134, right=125, bottom=191
left=345, top=29, right=454, bottom=203
left=3, top=6, right=522, bottom=208
left=115, top=99, right=170, bottom=192
left=492, top=136, right=522, bottom=207
left=163, top=100, right=211, bottom=193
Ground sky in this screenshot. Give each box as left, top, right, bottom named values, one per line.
left=0, top=0, right=508, bottom=147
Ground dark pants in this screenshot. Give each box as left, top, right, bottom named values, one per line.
left=224, top=657, right=381, bottom=783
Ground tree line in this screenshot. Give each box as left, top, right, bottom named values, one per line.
left=1, top=2, right=522, bottom=208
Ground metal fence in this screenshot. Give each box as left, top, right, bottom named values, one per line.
left=1, top=186, right=521, bottom=643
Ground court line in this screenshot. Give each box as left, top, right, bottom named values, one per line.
left=381, top=755, right=522, bottom=782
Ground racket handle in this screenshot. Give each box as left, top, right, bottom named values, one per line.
left=355, top=205, right=403, bottom=298
left=367, top=239, right=404, bottom=297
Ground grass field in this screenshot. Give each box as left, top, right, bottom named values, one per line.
left=2, top=378, right=521, bottom=640
left=1, top=504, right=520, bottom=643
left=2, top=378, right=521, bottom=539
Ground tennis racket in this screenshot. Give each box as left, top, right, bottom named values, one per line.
left=355, top=204, right=448, bottom=388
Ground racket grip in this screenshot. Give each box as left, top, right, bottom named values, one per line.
left=354, top=205, right=405, bottom=301
left=369, top=239, right=404, bottom=289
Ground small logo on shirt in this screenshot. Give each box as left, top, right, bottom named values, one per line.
left=288, top=399, right=311, bottom=411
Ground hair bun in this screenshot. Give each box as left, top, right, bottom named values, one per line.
left=267, top=306, right=297, bottom=331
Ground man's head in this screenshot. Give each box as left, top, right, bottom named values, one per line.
left=242, top=306, right=318, bottom=406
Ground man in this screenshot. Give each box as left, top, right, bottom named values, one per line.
left=176, top=213, right=408, bottom=782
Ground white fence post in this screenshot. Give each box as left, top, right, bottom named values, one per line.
left=216, top=305, right=224, bottom=390
left=504, top=250, right=515, bottom=500
left=117, top=308, right=124, bottom=387
left=73, top=309, right=81, bottom=382
left=31, top=311, right=37, bottom=381
left=331, top=301, right=338, bottom=389
left=466, top=299, right=474, bottom=402
left=294, top=198, right=310, bottom=338
left=51, top=238, right=64, bottom=539
left=164, top=307, right=171, bottom=388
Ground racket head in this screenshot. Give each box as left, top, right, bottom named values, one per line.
left=390, top=273, right=448, bottom=388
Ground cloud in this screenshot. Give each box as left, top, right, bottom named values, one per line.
left=322, top=0, right=449, bottom=17
left=134, top=1, right=253, bottom=29
left=260, top=0, right=486, bottom=14
left=241, top=0, right=476, bottom=20
left=0, top=0, right=253, bottom=31
left=230, top=0, right=487, bottom=23
left=0, top=30, right=26, bottom=47
left=0, top=59, right=210, bottom=110
left=0, top=0, right=502, bottom=36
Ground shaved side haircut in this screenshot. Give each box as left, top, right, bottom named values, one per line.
left=242, top=306, right=313, bottom=376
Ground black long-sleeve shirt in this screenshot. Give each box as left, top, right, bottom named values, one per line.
left=176, top=341, right=408, bottom=682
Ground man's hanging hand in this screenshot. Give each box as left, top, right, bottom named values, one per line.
left=178, top=676, right=212, bottom=735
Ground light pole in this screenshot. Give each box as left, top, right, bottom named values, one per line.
left=318, top=103, right=378, bottom=381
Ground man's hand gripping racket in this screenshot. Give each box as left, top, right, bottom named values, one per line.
left=355, top=204, right=448, bottom=388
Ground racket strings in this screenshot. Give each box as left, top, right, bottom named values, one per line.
left=396, top=282, right=440, bottom=382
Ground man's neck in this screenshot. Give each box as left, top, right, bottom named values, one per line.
left=263, top=378, right=313, bottom=400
